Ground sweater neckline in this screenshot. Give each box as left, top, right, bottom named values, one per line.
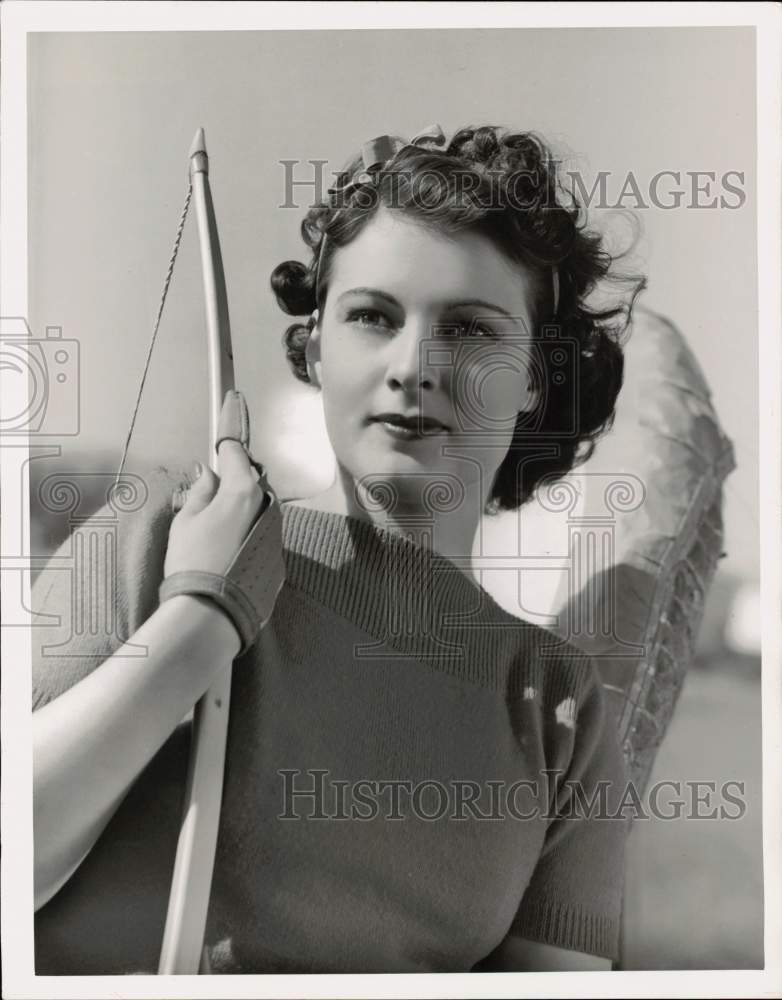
left=277, top=500, right=530, bottom=688
left=280, top=499, right=482, bottom=587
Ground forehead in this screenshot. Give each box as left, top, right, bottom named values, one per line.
left=326, top=208, right=535, bottom=316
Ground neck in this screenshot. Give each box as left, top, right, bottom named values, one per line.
left=288, top=465, right=484, bottom=574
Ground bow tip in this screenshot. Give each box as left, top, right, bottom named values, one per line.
left=189, top=127, right=207, bottom=159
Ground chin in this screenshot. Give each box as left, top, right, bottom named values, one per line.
left=360, top=441, right=440, bottom=470
left=361, top=464, right=460, bottom=509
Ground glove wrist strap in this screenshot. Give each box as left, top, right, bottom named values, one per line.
left=159, top=493, right=285, bottom=657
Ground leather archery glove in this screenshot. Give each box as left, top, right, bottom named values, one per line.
left=160, top=390, right=286, bottom=656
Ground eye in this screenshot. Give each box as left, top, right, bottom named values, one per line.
left=346, top=308, right=390, bottom=330
left=439, top=319, right=498, bottom=340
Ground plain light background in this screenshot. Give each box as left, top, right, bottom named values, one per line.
left=28, top=26, right=758, bottom=584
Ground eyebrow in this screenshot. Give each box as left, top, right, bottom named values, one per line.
left=336, top=287, right=517, bottom=319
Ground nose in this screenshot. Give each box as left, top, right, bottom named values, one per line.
left=384, top=319, right=441, bottom=392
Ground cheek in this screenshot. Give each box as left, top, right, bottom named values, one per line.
left=451, top=356, right=529, bottom=432
left=321, top=326, right=388, bottom=395
left=319, top=336, right=359, bottom=399
left=320, top=328, right=375, bottom=382
left=318, top=335, right=374, bottom=434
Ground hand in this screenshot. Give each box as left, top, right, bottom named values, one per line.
left=164, top=413, right=267, bottom=580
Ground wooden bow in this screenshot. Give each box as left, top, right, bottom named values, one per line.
left=156, top=127, right=236, bottom=974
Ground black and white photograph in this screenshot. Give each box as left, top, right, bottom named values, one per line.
left=1, top=3, right=780, bottom=997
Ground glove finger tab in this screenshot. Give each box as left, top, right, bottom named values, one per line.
left=216, top=389, right=251, bottom=452
left=215, top=440, right=260, bottom=497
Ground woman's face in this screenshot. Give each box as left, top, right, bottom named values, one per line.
left=307, top=207, right=538, bottom=511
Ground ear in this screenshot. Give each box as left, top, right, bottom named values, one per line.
left=305, top=309, right=322, bottom=388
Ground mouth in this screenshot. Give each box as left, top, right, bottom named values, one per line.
left=370, top=412, right=449, bottom=439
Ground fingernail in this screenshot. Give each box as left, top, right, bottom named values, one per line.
left=192, top=460, right=204, bottom=481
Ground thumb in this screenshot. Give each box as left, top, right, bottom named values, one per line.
left=179, top=461, right=218, bottom=515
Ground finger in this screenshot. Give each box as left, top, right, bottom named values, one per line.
left=179, top=462, right=218, bottom=516
left=216, top=389, right=251, bottom=453
left=216, top=438, right=263, bottom=495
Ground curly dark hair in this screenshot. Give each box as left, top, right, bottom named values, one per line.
left=270, top=125, right=645, bottom=512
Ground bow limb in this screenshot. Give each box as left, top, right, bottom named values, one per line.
left=158, top=127, right=235, bottom=976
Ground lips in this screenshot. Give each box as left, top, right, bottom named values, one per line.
left=371, top=412, right=448, bottom=433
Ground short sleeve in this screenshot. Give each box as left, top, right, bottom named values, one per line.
left=507, top=665, right=630, bottom=960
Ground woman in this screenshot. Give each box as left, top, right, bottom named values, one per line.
left=32, top=124, right=642, bottom=973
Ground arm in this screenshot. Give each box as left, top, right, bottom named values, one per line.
left=34, top=593, right=240, bottom=911
left=33, top=430, right=267, bottom=910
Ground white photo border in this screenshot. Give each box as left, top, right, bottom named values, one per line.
left=1, top=3, right=780, bottom=998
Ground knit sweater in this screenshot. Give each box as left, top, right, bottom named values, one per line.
left=32, top=466, right=629, bottom=974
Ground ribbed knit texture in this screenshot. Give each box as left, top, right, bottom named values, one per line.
left=281, top=502, right=588, bottom=697
left=33, top=467, right=628, bottom=974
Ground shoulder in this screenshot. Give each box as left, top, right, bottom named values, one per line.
left=123, top=462, right=188, bottom=529
left=475, top=585, right=598, bottom=709
left=96, top=463, right=187, bottom=590
left=485, top=600, right=613, bottom=769
left=31, top=462, right=189, bottom=709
